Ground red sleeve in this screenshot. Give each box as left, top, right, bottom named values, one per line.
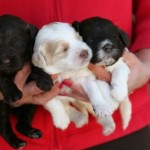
left=131, top=0, right=150, bottom=52
left=0, top=0, right=53, bottom=28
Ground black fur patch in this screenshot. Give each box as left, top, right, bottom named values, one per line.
left=72, top=17, right=130, bottom=65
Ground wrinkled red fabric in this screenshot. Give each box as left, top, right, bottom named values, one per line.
left=0, top=0, right=150, bottom=150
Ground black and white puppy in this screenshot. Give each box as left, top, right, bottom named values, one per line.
left=0, top=15, right=53, bottom=149
left=72, top=17, right=132, bottom=135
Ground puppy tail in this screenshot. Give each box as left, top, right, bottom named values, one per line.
left=119, top=97, right=132, bottom=130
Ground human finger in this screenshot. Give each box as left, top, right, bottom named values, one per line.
left=22, top=81, right=43, bottom=96
left=64, top=84, right=90, bottom=102
left=14, top=63, right=31, bottom=90
left=88, top=63, right=111, bottom=82
left=123, top=51, right=137, bottom=67
left=22, top=72, right=59, bottom=96
left=11, top=82, right=61, bottom=107
left=30, top=82, right=61, bottom=105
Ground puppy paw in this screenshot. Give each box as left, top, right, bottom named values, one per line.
left=36, top=74, right=54, bottom=91
left=111, top=87, right=128, bottom=102
left=31, top=66, right=54, bottom=91
left=71, top=112, right=88, bottom=128
left=93, top=103, right=114, bottom=117
left=24, top=128, right=42, bottom=138
left=53, top=116, right=70, bottom=130
left=4, top=88, right=22, bottom=103
left=102, top=123, right=116, bottom=136
left=9, top=137, right=26, bottom=149
left=75, top=115, right=88, bottom=128
left=17, top=125, right=42, bottom=138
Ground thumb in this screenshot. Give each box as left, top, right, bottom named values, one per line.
left=14, top=63, right=31, bottom=90
left=23, top=81, right=43, bottom=96
left=88, top=63, right=111, bottom=82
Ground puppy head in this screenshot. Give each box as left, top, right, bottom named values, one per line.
left=72, top=17, right=130, bottom=66
left=32, top=22, right=92, bottom=73
left=0, top=14, right=38, bottom=74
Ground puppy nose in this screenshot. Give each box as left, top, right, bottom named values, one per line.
left=80, top=50, right=88, bottom=58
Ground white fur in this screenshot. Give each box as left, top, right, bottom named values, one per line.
left=32, top=22, right=131, bottom=135
left=44, top=97, right=70, bottom=129
left=33, top=22, right=92, bottom=72
left=95, top=38, right=132, bottom=135
left=97, top=39, right=116, bottom=66
left=95, top=56, right=131, bottom=135
left=32, top=22, right=117, bottom=130
left=106, top=57, right=130, bottom=102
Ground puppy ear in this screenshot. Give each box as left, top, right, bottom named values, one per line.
left=43, top=41, right=65, bottom=57
left=118, top=28, right=130, bottom=47
left=32, top=51, right=47, bottom=68
left=72, top=21, right=80, bottom=32
left=27, top=24, right=39, bottom=40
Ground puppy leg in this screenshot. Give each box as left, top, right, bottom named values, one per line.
left=110, top=60, right=130, bottom=102
left=44, top=98, right=70, bottom=130
left=0, top=102, right=26, bottom=149
left=72, top=100, right=95, bottom=116
left=57, top=97, right=89, bottom=128
left=0, top=78, right=22, bottom=103
left=82, top=78, right=114, bottom=117
left=13, top=104, right=42, bottom=138
left=96, top=80, right=118, bottom=111
left=119, top=97, right=132, bottom=129
left=29, top=65, right=54, bottom=91
left=97, top=116, right=116, bottom=136
left=65, top=102, right=89, bottom=128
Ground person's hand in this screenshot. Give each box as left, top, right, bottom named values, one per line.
left=66, top=50, right=150, bottom=101
left=123, top=50, right=150, bottom=93
left=88, top=63, right=111, bottom=82
left=11, top=64, right=61, bottom=107
left=64, top=64, right=111, bottom=102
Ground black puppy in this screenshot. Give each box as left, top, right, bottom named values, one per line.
left=72, top=17, right=130, bottom=65
left=0, top=15, right=53, bottom=148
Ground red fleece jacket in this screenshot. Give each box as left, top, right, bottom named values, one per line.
left=0, top=0, right=150, bottom=150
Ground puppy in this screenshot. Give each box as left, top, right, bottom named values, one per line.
left=32, top=22, right=114, bottom=130
left=0, top=14, right=53, bottom=148
left=72, top=17, right=132, bottom=135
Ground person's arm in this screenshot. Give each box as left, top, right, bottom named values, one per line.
left=7, top=64, right=61, bottom=107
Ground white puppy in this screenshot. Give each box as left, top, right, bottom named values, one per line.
left=32, top=22, right=116, bottom=130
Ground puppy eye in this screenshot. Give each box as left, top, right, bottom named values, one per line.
left=63, top=48, right=68, bottom=52
left=104, top=45, right=112, bottom=52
